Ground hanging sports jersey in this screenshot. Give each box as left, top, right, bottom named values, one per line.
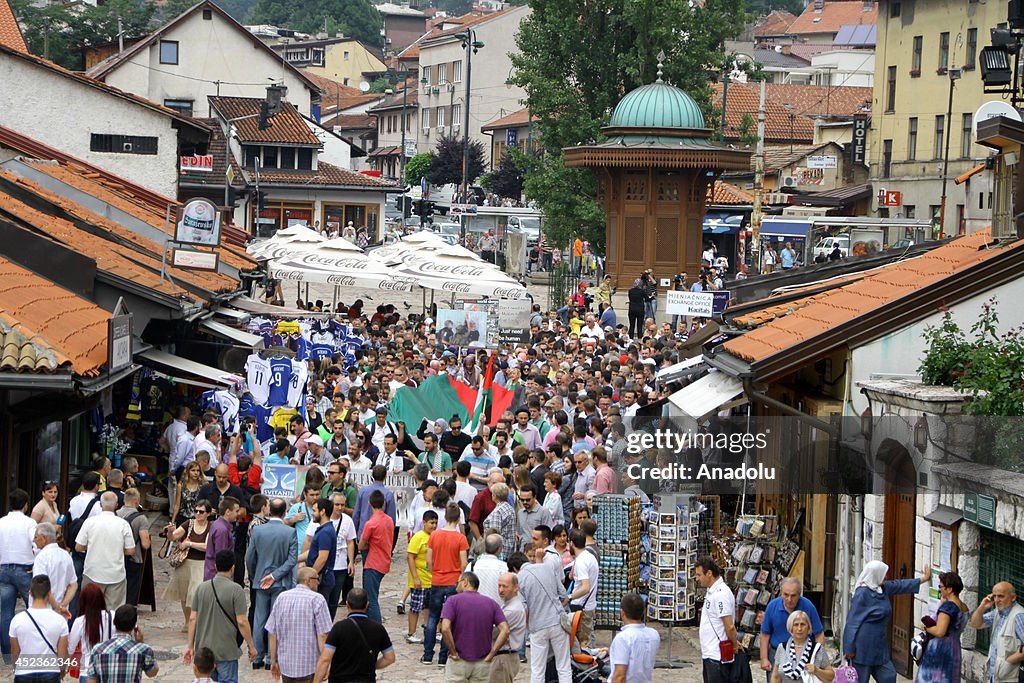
left=246, top=355, right=272, bottom=405
left=286, top=358, right=309, bottom=408
left=276, top=320, right=301, bottom=336
left=310, top=343, right=334, bottom=362
left=292, top=336, right=310, bottom=360
left=201, top=390, right=241, bottom=435
left=269, top=407, right=299, bottom=430
left=268, top=357, right=293, bottom=406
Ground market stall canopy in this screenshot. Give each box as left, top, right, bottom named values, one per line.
left=269, top=244, right=415, bottom=292
left=253, top=235, right=364, bottom=262
left=667, top=371, right=746, bottom=421
left=137, top=348, right=243, bottom=387
left=381, top=231, right=486, bottom=263
left=247, top=225, right=326, bottom=259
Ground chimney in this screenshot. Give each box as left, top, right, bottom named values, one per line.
left=814, top=0, right=824, bottom=11
left=781, top=44, right=791, bottom=55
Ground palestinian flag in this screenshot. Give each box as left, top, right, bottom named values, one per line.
left=387, top=366, right=524, bottom=434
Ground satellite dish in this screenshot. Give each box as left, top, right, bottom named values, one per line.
left=974, top=101, right=1022, bottom=138
left=359, top=81, right=371, bottom=92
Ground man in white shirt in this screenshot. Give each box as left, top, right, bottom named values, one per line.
left=343, top=444, right=372, bottom=473
left=326, top=493, right=357, bottom=620
left=567, top=529, right=599, bottom=648
left=161, top=405, right=190, bottom=453
left=75, top=492, right=136, bottom=610
left=68, top=471, right=103, bottom=522
left=0, top=488, right=38, bottom=661
left=32, top=522, right=77, bottom=619
left=610, top=592, right=660, bottom=683
left=452, top=461, right=477, bottom=510
left=9, top=575, right=69, bottom=677
left=469, top=534, right=508, bottom=604
left=579, top=314, right=603, bottom=340
left=697, top=558, right=740, bottom=683
left=493, top=572, right=527, bottom=683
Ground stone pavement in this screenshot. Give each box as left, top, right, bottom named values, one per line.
left=139, top=515, right=708, bottom=682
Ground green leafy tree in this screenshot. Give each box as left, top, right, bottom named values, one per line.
left=404, top=153, right=435, bottom=186
left=737, top=113, right=760, bottom=147
left=250, top=0, right=383, bottom=46
left=485, top=150, right=527, bottom=199
left=511, top=0, right=748, bottom=248
left=744, top=0, right=803, bottom=16
left=428, top=134, right=485, bottom=187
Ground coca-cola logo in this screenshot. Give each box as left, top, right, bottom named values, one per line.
left=272, top=269, right=305, bottom=281
left=493, top=288, right=525, bottom=299
left=442, top=282, right=473, bottom=293
left=419, top=262, right=486, bottom=277
left=377, top=279, right=412, bottom=291
left=326, top=275, right=357, bottom=286
left=291, top=253, right=371, bottom=270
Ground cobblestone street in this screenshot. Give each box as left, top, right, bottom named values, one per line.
left=139, top=515, right=706, bottom=682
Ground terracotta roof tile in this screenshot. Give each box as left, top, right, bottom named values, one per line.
left=481, top=107, right=538, bottom=132
left=325, top=114, right=376, bottom=129
left=710, top=82, right=814, bottom=143
left=754, top=10, right=797, bottom=37
left=256, top=161, right=396, bottom=188
left=764, top=83, right=872, bottom=118
left=321, top=92, right=386, bottom=113
left=209, top=97, right=321, bottom=146
left=0, top=0, right=26, bottom=53
left=22, top=160, right=256, bottom=271
left=301, top=71, right=361, bottom=102
left=0, top=170, right=238, bottom=297
left=425, top=9, right=515, bottom=40
left=711, top=181, right=753, bottom=205
left=0, top=256, right=109, bottom=376
left=723, top=230, right=1015, bottom=363
left=786, top=44, right=834, bottom=61
left=788, top=1, right=876, bottom=36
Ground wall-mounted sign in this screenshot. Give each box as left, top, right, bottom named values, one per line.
left=506, top=128, right=518, bottom=146
left=175, top=198, right=222, bottom=246
left=665, top=291, right=730, bottom=317
left=878, top=189, right=902, bottom=207
left=852, top=115, right=868, bottom=165
left=180, top=154, right=214, bottom=173
left=806, top=155, right=837, bottom=169
left=404, top=140, right=418, bottom=158
left=108, top=297, right=132, bottom=372
left=172, top=248, right=220, bottom=271
left=964, top=492, right=996, bottom=529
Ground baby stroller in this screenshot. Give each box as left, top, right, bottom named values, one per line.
left=545, top=610, right=610, bottom=683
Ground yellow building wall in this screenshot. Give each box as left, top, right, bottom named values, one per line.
left=304, top=43, right=386, bottom=88
left=869, top=0, right=1000, bottom=234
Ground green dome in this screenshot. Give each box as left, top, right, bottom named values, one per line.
left=608, top=81, right=706, bottom=130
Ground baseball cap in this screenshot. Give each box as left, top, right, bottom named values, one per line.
left=306, top=435, right=324, bottom=448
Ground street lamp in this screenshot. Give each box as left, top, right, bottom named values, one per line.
left=455, top=30, right=484, bottom=228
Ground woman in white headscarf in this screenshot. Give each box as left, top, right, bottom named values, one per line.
left=842, top=560, right=932, bottom=683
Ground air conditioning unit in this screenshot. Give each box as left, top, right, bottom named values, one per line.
left=436, top=125, right=446, bottom=134
left=431, top=86, right=440, bottom=94
left=422, top=127, right=431, bottom=136
left=782, top=176, right=797, bottom=187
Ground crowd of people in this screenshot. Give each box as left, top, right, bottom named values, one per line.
left=0, top=291, right=1019, bottom=683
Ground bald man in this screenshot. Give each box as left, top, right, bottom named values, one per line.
left=970, top=581, right=1024, bottom=683
left=75, top=491, right=135, bottom=608
left=491, top=573, right=526, bottom=683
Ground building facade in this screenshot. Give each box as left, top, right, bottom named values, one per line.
left=869, top=0, right=997, bottom=235
left=271, top=37, right=386, bottom=89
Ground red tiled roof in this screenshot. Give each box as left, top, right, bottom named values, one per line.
left=723, top=230, right=1017, bottom=363
left=754, top=10, right=797, bottom=37
left=0, top=256, right=109, bottom=376
left=0, top=170, right=239, bottom=298
left=765, top=83, right=872, bottom=118
left=710, top=82, right=814, bottom=143
left=256, top=161, right=396, bottom=188
left=326, top=114, right=376, bottom=129
left=481, top=107, right=539, bottom=132
left=86, top=0, right=319, bottom=95
left=0, top=43, right=208, bottom=133
left=788, top=1, right=877, bottom=36
left=209, top=96, right=321, bottom=146
left=22, top=160, right=256, bottom=271
left=301, top=71, right=361, bottom=102
left=785, top=44, right=834, bottom=61
left=424, top=9, right=515, bottom=41
left=321, top=92, right=387, bottom=114
left=0, top=0, right=26, bottom=53
left=710, top=181, right=753, bottom=205
left=368, top=84, right=419, bottom=112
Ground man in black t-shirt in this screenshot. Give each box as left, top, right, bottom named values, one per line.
left=313, top=588, right=394, bottom=683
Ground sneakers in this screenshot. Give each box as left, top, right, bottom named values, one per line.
left=519, top=654, right=528, bottom=664
left=419, top=655, right=433, bottom=665
left=405, top=633, right=424, bottom=643
left=397, top=602, right=406, bottom=615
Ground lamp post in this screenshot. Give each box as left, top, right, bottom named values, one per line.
left=939, top=62, right=962, bottom=239
left=455, top=30, right=484, bottom=241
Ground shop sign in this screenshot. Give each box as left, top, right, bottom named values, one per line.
left=172, top=248, right=219, bottom=271
left=964, top=492, right=996, bottom=529
left=108, top=298, right=132, bottom=372
left=180, top=154, right=214, bottom=173
left=852, top=115, right=868, bottom=165
left=175, top=198, right=222, bottom=246
left=878, top=189, right=902, bottom=207
left=665, top=291, right=730, bottom=317
left=806, top=155, right=837, bottom=169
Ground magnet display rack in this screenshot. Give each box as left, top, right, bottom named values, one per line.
left=592, top=494, right=642, bottom=629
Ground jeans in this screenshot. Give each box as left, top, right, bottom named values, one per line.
left=327, top=569, right=353, bottom=620
left=14, top=674, right=61, bottom=683
left=124, top=561, right=141, bottom=606
left=252, top=586, right=284, bottom=665
left=423, top=584, right=456, bottom=662
left=363, top=568, right=385, bottom=624
left=702, top=659, right=730, bottom=683
left=853, top=660, right=897, bottom=683
left=0, top=564, right=32, bottom=658
left=212, top=659, right=239, bottom=683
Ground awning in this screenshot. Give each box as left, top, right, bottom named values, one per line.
left=758, top=219, right=811, bottom=237
left=137, top=348, right=242, bottom=387
left=227, top=297, right=336, bottom=319
left=199, top=320, right=264, bottom=348
left=668, top=371, right=746, bottom=420
left=656, top=356, right=707, bottom=385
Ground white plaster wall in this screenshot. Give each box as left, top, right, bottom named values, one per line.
left=305, top=118, right=352, bottom=170
left=850, top=276, right=1024, bottom=415
left=100, top=11, right=313, bottom=117
left=810, top=50, right=875, bottom=88
left=0, top=56, right=181, bottom=197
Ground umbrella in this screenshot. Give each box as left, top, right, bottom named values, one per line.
left=253, top=235, right=363, bottom=262
left=247, top=225, right=325, bottom=259
left=269, top=244, right=415, bottom=292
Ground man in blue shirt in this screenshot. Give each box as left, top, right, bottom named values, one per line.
left=780, top=242, right=797, bottom=270
left=352, top=465, right=397, bottom=537
left=760, top=578, right=824, bottom=683
left=305, top=499, right=337, bottom=604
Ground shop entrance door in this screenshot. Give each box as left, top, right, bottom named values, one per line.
left=881, top=439, right=916, bottom=678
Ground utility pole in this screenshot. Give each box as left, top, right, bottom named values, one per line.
left=719, top=73, right=730, bottom=140
left=751, top=79, right=766, bottom=275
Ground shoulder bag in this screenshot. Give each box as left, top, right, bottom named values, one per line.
left=211, top=579, right=245, bottom=647
left=168, top=520, right=193, bottom=568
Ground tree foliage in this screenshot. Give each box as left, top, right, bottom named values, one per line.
left=404, top=153, right=434, bottom=186
left=483, top=150, right=527, bottom=199
left=428, top=134, right=485, bottom=187
left=743, top=0, right=803, bottom=17
left=249, top=0, right=383, bottom=46
left=511, top=0, right=748, bottom=247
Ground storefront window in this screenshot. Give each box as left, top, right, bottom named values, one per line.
left=36, top=421, right=62, bottom=486
left=323, top=204, right=379, bottom=240
left=253, top=201, right=315, bottom=237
